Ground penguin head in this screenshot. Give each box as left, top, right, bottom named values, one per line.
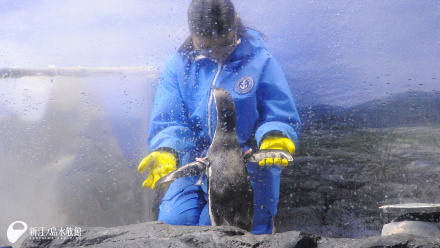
left=213, top=87, right=236, bottom=132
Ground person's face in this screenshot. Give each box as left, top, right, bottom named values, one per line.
left=192, top=30, right=240, bottom=63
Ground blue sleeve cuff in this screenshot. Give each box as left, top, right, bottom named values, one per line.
left=255, top=121, right=300, bottom=147
left=149, top=126, right=197, bottom=165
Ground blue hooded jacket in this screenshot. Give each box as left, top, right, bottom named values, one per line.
left=149, top=30, right=301, bottom=227
left=148, top=29, right=301, bottom=166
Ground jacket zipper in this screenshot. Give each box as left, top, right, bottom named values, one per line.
left=207, top=62, right=223, bottom=139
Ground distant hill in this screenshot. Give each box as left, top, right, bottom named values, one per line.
left=298, top=104, right=345, bottom=129
left=299, top=91, right=440, bottom=129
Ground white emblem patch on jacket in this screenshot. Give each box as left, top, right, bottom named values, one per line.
left=234, top=76, right=254, bottom=94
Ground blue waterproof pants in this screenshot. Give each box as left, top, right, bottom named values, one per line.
left=158, top=163, right=281, bottom=234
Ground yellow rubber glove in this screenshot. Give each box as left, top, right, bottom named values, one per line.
left=138, top=151, right=176, bottom=189
left=259, top=136, right=296, bottom=167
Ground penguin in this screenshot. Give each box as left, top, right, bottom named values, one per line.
left=156, top=87, right=293, bottom=232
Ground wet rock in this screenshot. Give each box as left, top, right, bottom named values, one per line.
left=276, top=127, right=440, bottom=238
left=20, top=221, right=440, bottom=248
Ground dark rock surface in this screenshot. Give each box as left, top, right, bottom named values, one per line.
left=276, top=126, right=440, bottom=237
left=20, top=221, right=440, bottom=248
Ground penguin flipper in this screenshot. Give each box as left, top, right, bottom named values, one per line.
left=246, top=149, right=294, bottom=163
left=155, top=160, right=207, bottom=187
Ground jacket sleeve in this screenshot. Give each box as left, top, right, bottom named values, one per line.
left=147, top=55, right=197, bottom=163
left=255, top=56, right=301, bottom=148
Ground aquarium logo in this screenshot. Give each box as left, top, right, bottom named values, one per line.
left=6, top=221, right=83, bottom=244
left=7, top=221, right=28, bottom=243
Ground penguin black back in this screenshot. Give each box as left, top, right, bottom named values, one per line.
left=207, top=87, right=254, bottom=231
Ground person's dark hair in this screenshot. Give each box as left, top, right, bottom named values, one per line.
left=178, top=0, right=250, bottom=55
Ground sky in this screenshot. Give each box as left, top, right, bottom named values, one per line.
left=0, top=0, right=439, bottom=107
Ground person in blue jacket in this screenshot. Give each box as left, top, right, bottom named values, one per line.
left=138, top=0, right=301, bottom=235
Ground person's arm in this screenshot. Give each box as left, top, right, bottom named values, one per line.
left=138, top=55, right=198, bottom=189
left=255, top=56, right=301, bottom=164
left=148, top=55, right=198, bottom=162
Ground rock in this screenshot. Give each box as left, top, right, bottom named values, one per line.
left=276, top=126, right=440, bottom=238
left=20, top=221, right=440, bottom=248
left=381, top=221, right=440, bottom=237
